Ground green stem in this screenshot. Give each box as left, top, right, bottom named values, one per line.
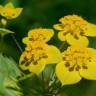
left=11, top=34, right=23, bottom=53
left=2, top=19, right=23, bottom=53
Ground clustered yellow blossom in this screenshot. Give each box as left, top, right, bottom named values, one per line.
left=19, top=14, right=96, bottom=86
left=54, top=14, right=96, bottom=86
left=54, top=15, right=96, bottom=46
left=0, top=2, right=23, bottom=20
left=19, top=28, right=61, bottom=74
left=56, top=46, right=96, bottom=85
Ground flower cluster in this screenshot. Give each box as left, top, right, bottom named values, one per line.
left=54, top=15, right=96, bottom=85
left=19, top=14, right=96, bottom=86
left=19, top=28, right=61, bottom=74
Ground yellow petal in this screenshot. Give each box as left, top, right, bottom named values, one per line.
left=88, top=48, right=96, bottom=55
left=22, top=37, right=29, bottom=44
left=5, top=2, right=14, bottom=8
left=46, top=45, right=61, bottom=64
left=8, top=8, right=23, bottom=19
left=58, top=31, right=66, bottom=41
left=28, top=59, right=46, bottom=75
left=56, top=61, right=81, bottom=86
left=53, top=24, right=64, bottom=30
left=84, top=23, right=96, bottom=36
left=79, top=61, right=96, bottom=80
left=19, top=64, right=29, bottom=70
left=42, top=29, right=54, bottom=42
left=66, top=33, right=89, bottom=46
left=15, top=8, right=23, bottom=17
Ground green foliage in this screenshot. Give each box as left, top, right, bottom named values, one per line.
left=0, top=53, right=22, bottom=96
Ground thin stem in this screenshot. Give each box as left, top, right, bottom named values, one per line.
left=11, top=34, right=23, bottom=53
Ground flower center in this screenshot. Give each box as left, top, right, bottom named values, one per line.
left=60, top=15, right=88, bottom=38
left=3, top=8, right=16, bottom=18
left=62, top=47, right=92, bottom=71
left=29, top=33, right=46, bottom=41
left=21, top=45, right=48, bottom=66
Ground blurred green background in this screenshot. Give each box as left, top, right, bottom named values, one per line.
left=1, top=0, right=96, bottom=96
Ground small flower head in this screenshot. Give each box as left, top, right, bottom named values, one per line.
left=22, top=28, right=54, bottom=44
left=1, top=18, right=7, bottom=26
left=54, top=15, right=96, bottom=46
left=19, top=41, right=61, bottom=74
left=0, top=2, right=23, bottom=19
left=56, top=46, right=96, bottom=85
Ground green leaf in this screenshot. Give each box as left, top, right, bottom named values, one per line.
left=0, top=28, right=14, bottom=37
left=0, top=53, right=23, bottom=96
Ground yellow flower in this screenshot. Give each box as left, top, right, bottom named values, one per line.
left=22, top=28, right=54, bottom=44
left=0, top=2, right=23, bottom=19
left=19, top=41, right=61, bottom=74
left=56, top=46, right=96, bottom=86
left=54, top=15, right=96, bottom=46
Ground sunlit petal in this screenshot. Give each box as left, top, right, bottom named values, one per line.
left=28, top=59, right=46, bottom=75
left=46, top=45, right=61, bottom=64
left=56, top=61, right=81, bottom=86
left=22, top=37, right=29, bottom=44
left=58, top=31, right=66, bottom=41
left=53, top=24, right=64, bottom=30
left=84, top=23, right=96, bottom=36
left=66, top=33, right=89, bottom=46
left=79, top=61, right=96, bottom=80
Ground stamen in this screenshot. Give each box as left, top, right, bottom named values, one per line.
left=43, top=55, right=48, bottom=58
left=75, top=65, right=81, bottom=71
left=68, top=63, right=77, bottom=71
left=65, top=62, right=70, bottom=67
left=70, top=32, right=74, bottom=35
left=21, top=60, right=26, bottom=65
left=33, top=61, right=38, bottom=65
left=25, top=61, right=31, bottom=66
left=36, top=47, right=43, bottom=50
left=63, top=32, right=67, bottom=35
left=89, top=59, right=92, bottom=62
left=29, top=38, right=34, bottom=41
left=12, top=13, right=15, bottom=16
left=82, top=65, right=88, bottom=69
left=80, top=31, right=84, bottom=35
left=63, top=57, right=66, bottom=60
left=74, top=35, right=79, bottom=39
left=69, top=67, right=74, bottom=71
left=24, top=57, right=28, bottom=61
